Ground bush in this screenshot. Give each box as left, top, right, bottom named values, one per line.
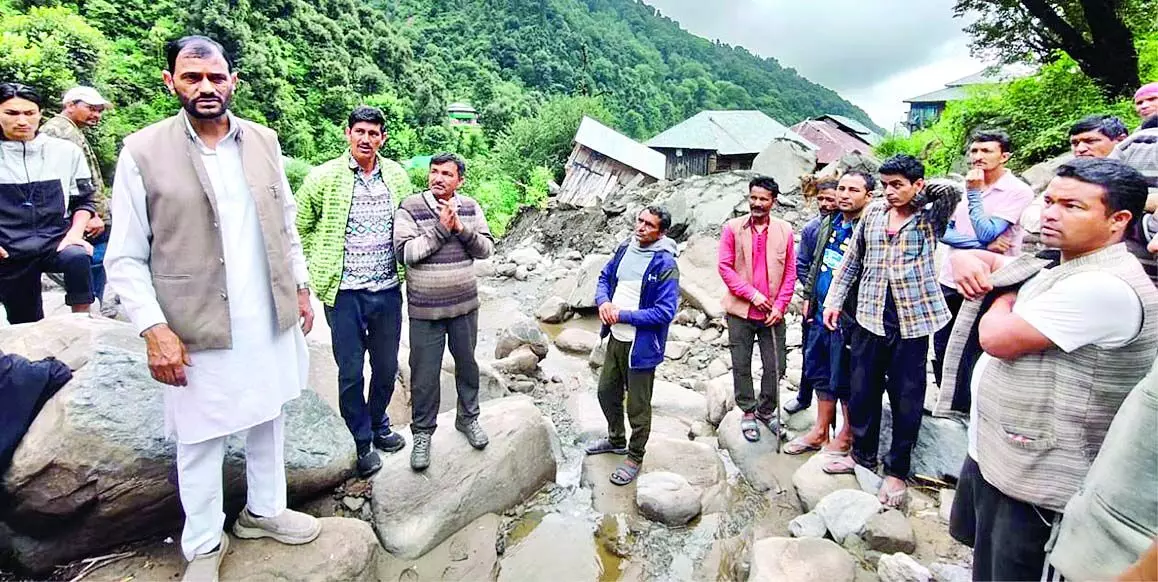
left=284, top=157, right=313, bottom=193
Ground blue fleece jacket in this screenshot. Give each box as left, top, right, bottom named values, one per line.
left=595, top=237, right=680, bottom=369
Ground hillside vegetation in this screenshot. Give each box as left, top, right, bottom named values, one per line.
left=0, top=0, right=878, bottom=232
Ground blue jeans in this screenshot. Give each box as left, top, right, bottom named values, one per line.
left=803, top=317, right=851, bottom=402
left=323, top=287, right=403, bottom=453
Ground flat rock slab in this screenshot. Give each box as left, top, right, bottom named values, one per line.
left=371, top=395, right=557, bottom=559
left=717, top=409, right=800, bottom=492
left=791, top=453, right=861, bottom=512
left=748, top=537, right=856, bottom=582
left=377, top=513, right=500, bottom=582
left=498, top=513, right=599, bottom=582
left=86, top=517, right=380, bottom=582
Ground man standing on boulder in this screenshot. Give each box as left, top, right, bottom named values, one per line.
left=0, top=82, right=97, bottom=324
left=717, top=176, right=796, bottom=443
left=40, top=86, right=113, bottom=313
left=932, top=130, right=1034, bottom=395
left=105, top=36, right=320, bottom=581
left=782, top=180, right=838, bottom=416
left=821, top=154, right=960, bottom=508
left=296, top=105, right=413, bottom=478
left=585, top=206, right=679, bottom=486
left=394, top=153, right=494, bottom=472
left=941, top=158, right=1157, bottom=580
left=784, top=172, right=873, bottom=456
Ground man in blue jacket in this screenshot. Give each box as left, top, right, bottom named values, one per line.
left=585, top=205, right=680, bottom=486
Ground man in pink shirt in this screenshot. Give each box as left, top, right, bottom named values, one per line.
left=932, top=130, right=1035, bottom=408
left=718, top=176, right=797, bottom=442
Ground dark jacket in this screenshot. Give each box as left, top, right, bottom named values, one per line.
left=595, top=240, right=680, bottom=370
left=1, top=352, right=72, bottom=475
left=0, top=134, right=96, bottom=259
left=796, top=214, right=823, bottom=291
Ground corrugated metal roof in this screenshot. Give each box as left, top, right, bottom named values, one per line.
left=645, top=110, right=814, bottom=155
left=903, top=85, right=971, bottom=104
left=792, top=120, right=873, bottom=165
left=573, top=116, right=667, bottom=180
left=818, top=114, right=882, bottom=146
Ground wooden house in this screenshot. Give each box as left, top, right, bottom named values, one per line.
left=645, top=110, right=813, bottom=180
left=557, top=116, right=667, bottom=208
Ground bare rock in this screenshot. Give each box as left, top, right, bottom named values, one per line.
left=877, top=553, right=931, bottom=582
left=748, top=537, right=856, bottom=582
left=791, top=454, right=861, bottom=512
left=494, top=316, right=550, bottom=360
left=555, top=328, right=600, bottom=354
left=788, top=511, right=827, bottom=539
left=378, top=513, right=500, bottom=582
left=665, top=341, right=691, bottom=360
left=864, top=509, right=916, bottom=554
left=492, top=345, right=540, bottom=375
left=815, top=489, right=882, bottom=544
left=669, top=325, right=702, bottom=343
left=636, top=472, right=702, bottom=526
left=535, top=296, right=570, bottom=323
left=705, top=375, right=735, bottom=425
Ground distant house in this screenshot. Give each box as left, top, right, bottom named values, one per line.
left=791, top=115, right=880, bottom=166
left=558, top=116, right=667, bottom=208
left=645, top=110, right=813, bottom=180
left=903, top=69, right=1025, bottom=130
left=447, top=102, right=479, bottom=126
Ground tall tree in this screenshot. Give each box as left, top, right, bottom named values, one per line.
left=954, top=0, right=1150, bottom=97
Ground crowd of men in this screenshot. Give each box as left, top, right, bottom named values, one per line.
left=2, top=30, right=1157, bottom=582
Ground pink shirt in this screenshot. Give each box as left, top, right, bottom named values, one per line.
left=718, top=222, right=797, bottom=320
left=939, top=171, right=1035, bottom=288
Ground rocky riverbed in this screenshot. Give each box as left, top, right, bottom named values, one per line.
left=2, top=168, right=974, bottom=582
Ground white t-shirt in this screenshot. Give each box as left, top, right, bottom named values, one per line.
left=967, top=270, right=1144, bottom=458
left=610, top=281, right=642, bottom=342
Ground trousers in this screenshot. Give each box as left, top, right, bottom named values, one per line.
left=726, top=315, right=782, bottom=417
left=176, top=414, right=287, bottom=560
left=597, top=336, right=656, bottom=463
left=324, top=287, right=403, bottom=453
left=408, top=310, right=480, bottom=433
left=0, top=246, right=93, bottom=324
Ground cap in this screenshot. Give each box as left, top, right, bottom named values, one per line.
left=61, top=86, right=109, bottom=107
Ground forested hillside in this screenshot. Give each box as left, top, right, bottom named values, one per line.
left=0, top=0, right=876, bottom=231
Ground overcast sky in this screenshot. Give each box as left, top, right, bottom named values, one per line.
left=643, top=0, right=987, bottom=130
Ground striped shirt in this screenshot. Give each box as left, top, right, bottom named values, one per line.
left=823, top=180, right=962, bottom=339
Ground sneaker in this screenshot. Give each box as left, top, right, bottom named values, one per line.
left=232, top=507, right=321, bottom=545
left=374, top=430, right=406, bottom=453
left=411, top=432, right=432, bottom=471
left=356, top=448, right=382, bottom=477
left=455, top=419, right=489, bottom=450
left=783, top=398, right=810, bottom=415
left=182, top=533, right=229, bottom=582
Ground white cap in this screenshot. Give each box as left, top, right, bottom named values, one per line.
left=61, top=86, right=109, bottom=107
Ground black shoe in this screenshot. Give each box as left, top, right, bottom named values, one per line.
left=374, top=431, right=406, bottom=453
left=356, top=449, right=382, bottom=478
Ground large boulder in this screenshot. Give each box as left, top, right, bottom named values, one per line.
left=705, top=375, right=736, bottom=426
left=654, top=172, right=750, bottom=239
left=877, top=409, right=968, bottom=481
left=494, top=315, right=551, bottom=360
left=87, top=517, right=381, bottom=582
left=507, top=246, right=544, bottom=267
left=550, top=254, right=611, bottom=310
left=492, top=345, right=541, bottom=375
left=579, top=436, right=724, bottom=516
left=651, top=380, right=708, bottom=424
left=878, top=553, right=932, bottom=582
left=555, top=328, right=600, bottom=354
left=370, top=395, right=557, bottom=559
left=636, top=471, right=702, bottom=526
left=814, top=489, right=882, bottom=544
left=717, top=409, right=785, bottom=492
left=791, top=454, right=860, bottom=511
left=307, top=339, right=412, bottom=427
left=678, top=235, right=727, bottom=319
left=751, top=138, right=818, bottom=192
left=748, top=537, right=856, bottom=582
left=534, top=295, right=570, bottom=324
left=815, top=152, right=882, bottom=183
left=0, top=317, right=354, bottom=573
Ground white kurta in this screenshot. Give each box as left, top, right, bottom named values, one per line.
left=105, top=117, right=309, bottom=445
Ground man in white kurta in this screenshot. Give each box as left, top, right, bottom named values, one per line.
left=105, top=35, right=320, bottom=582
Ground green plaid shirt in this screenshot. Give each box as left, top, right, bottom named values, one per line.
left=295, top=152, right=414, bottom=307
left=824, top=180, right=962, bottom=339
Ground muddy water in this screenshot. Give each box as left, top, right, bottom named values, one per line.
left=489, top=307, right=772, bottom=581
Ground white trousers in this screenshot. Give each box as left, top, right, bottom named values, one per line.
left=176, top=414, right=288, bottom=560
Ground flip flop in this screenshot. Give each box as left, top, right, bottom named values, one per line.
left=783, top=437, right=823, bottom=455
left=609, top=459, right=641, bottom=486
left=740, top=413, right=761, bottom=442
left=822, top=455, right=857, bottom=475
left=585, top=438, right=628, bottom=456
left=879, top=478, right=908, bottom=509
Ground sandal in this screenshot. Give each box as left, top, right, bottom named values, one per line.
left=822, top=455, right=857, bottom=475
left=755, top=411, right=784, bottom=440
left=740, top=413, right=761, bottom=442
left=879, top=477, right=908, bottom=509
left=609, top=459, right=641, bottom=486
left=585, top=438, right=628, bottom=456
left=783, top=437, right=823, bottom=455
